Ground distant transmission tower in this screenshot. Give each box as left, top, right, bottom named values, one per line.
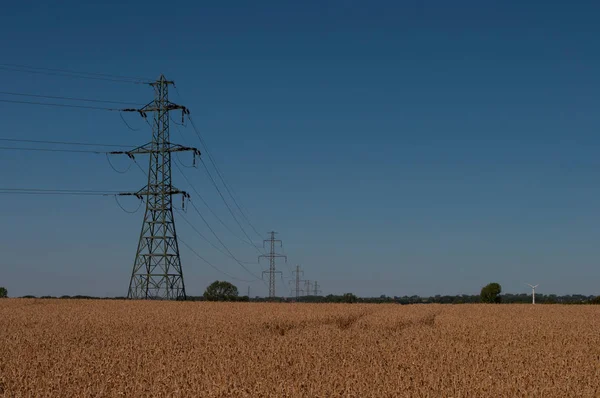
left=289, top=265, right=304, bottom=300
left=112, top=75, right=200, bottom=300
left=304, top=280, right=312, bottom=297
left=313, top=280, right=322, bottom=296
left=259, top=231, right=287, bottom=299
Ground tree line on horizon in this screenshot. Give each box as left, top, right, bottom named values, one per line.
left=3, top=282, right=600, bottom=304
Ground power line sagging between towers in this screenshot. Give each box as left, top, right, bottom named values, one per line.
left=0, top=66, right=325, bottom=300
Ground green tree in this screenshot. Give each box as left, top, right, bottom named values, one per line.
left=590, top=296, right=600, bottom=305
left=342, top=293, right=358, bottom=303
left=480, top=283, right=502, bottom=303
left=0, top=287, right=7, bottom=298
left=203, top=281, right=239, bottom=301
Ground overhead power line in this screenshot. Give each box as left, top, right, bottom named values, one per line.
left=0, top=71, right=271, bottom=297
left=199, top=157, right=265, bottom=254
left=186, top=200, right=264, bottom=280
left=166, top=85, right=264, bottom=242
left=188, top=115, right=264, bottom=239
left=0, top=188, right=120, bottom=196
left=176, top=207, right=263, bottom=274
left=172, top=160, right=259, bottom=250
left=0, top=98, right=121, bottom=111
left=178, top=236, right=254, bottom=283
left=0, top=64, right=152, bottom=84
left=172, top=161, right=266, bottom=280
left=171, top=86, right=264, bottom=240
left=0, top=146, right=107, bottom=154
left=0, top=139, right=138, bottom=164
left=0, top=91, right=144, bottom=106
left=0, top=138, right=133, bottom=148
left=176, top=209, right=238, bottom=260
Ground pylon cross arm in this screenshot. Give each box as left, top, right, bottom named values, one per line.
left=110, top=143, right=200, bottom=156
left=118, top=188, right=190, bottom=198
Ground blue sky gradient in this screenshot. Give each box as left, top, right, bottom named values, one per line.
left=1, top=1, right=599, bottom=297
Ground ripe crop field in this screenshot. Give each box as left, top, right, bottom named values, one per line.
left=1, top=300, right=599, bottom=397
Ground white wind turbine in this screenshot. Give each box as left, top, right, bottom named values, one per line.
left=527, top=284, right=539, bottom=304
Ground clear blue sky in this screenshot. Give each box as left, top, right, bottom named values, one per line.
left=1, top=0, right=599, bottom=298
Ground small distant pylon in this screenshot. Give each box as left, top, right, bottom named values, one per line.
left=259, top=231, right=287, bottom=299
left=304, top=280, right=312, bottom=297
left=313, top=281, right=322, bottom=296
left=289, top=265, right=304, bottom=300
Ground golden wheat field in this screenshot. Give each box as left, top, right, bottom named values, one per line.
left=1, top=300, right=599, bottom=397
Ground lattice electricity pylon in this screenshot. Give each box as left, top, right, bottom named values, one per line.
left=259, top=231, right=287, bottom=299
left=313, top=280, right=322, bottom=296
left=304, top=280, right=312, bottom=297
left=112, top=74, right=200, bottom=300
left=289, top=265, right=304, bottom=300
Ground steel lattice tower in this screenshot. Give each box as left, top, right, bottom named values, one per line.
left=259, top=231, right=287, bottom=299
left=289, top=265, right=304, bottom=299
left=113, top=75, right=200, bottom=300
left=313, top=281, right=322, bottom=296
left=304, top=280, right=312, bottom=296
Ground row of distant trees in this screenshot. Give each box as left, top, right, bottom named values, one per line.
left=199, top=281, right=598, bottom=304
left=478, top=282, right=600, bottom=304
left=3, top=282, right=600, bottom=304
